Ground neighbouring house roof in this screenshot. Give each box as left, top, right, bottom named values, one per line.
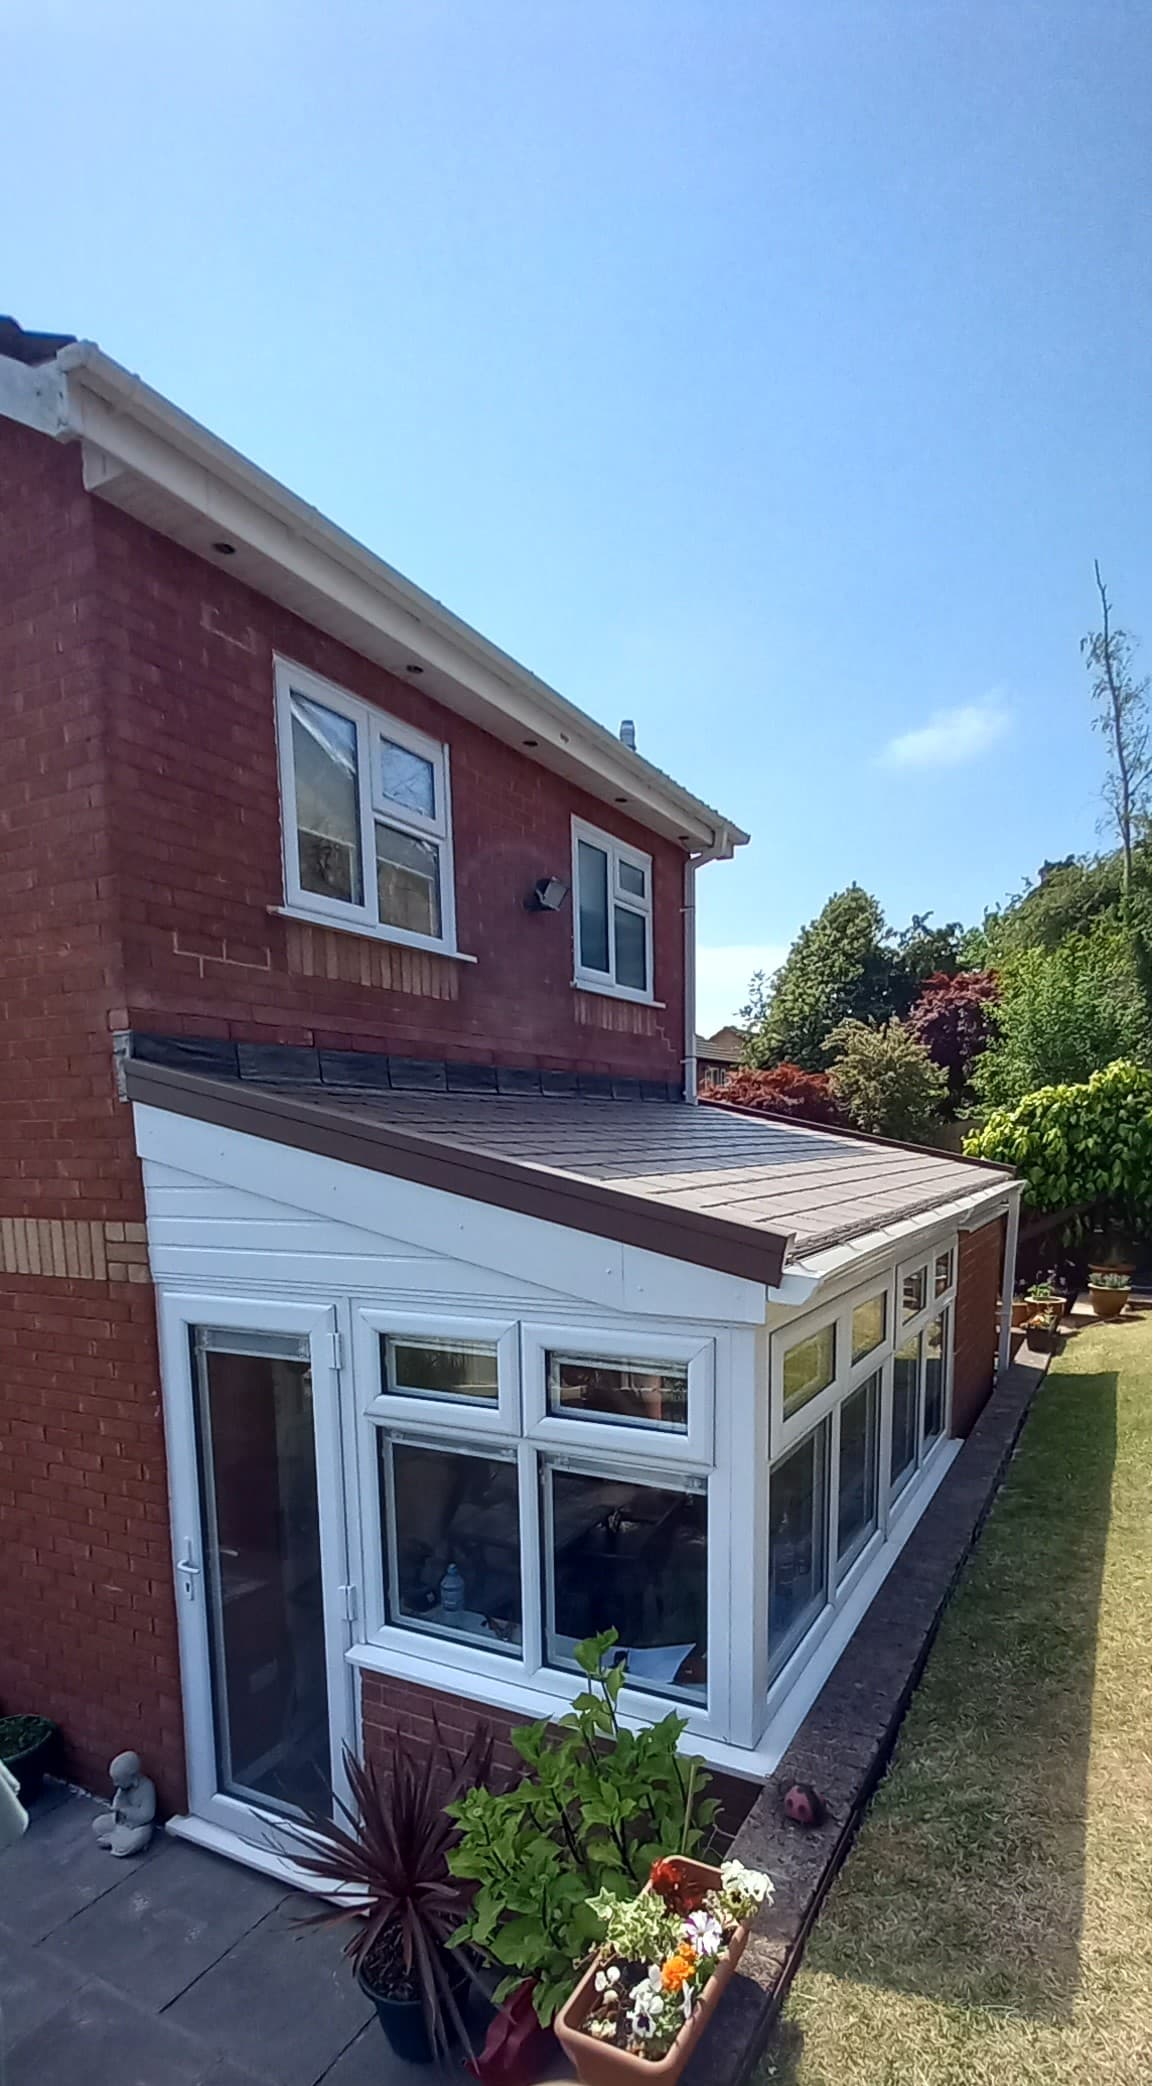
left=0, top=319, right=746, bottom=856
left=126, top=1059, right=1013, bottom=1290
left=696, top=1026, right=746, bottom=1064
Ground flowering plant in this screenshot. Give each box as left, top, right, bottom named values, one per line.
left=578, top=1857, right=773, bottom=2060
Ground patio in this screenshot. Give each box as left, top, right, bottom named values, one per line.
left=0, top=1785, right=476, bottom=2086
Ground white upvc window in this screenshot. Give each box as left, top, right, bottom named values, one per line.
left=274, top=657, right=458, bottom=955
left=351, top=1305, right=716, bottom=1723
left=571, top=817, right=654, bottom=1002
left=764, top=1237, right=957, bottom=1702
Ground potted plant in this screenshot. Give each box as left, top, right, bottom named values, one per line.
left=1023, top=1304, right=1061, bottom=1352
left=277, top=1721, right=492, bottom=2066
left=1088, top=1267, right=1132, bottom=1319
left=1025, top=1274, right=1065, bottom=1319
left=449, top=1632, right=720, bottom=2068
left=554, top=1854, right=772, bottom=2084
left=0, top=1714, right=57, bottom=1799
left=1009, top=1284, right=1033, bottom=1330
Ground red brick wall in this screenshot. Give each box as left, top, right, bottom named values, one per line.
left=90, top=496, right=687, bottom=1081
left=0, top=423, right=184, bottom=1805
left=361, top=1669, right=531, bottom=1788
left=952, top=1216, right=1005, bottom=1435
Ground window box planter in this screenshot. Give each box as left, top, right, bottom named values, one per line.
left=554, top=1859, right=758, bottom=2086
left=0, top=1715, right=57, bottom=1799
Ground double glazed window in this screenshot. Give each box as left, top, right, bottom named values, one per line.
left=767, top=1243, right=956, bottom=1692
left=357, top=1317, right=714, bottom=1707
left=276, top=660, right=456, bottom=952
left=572, top=819, right=653, bottom=1001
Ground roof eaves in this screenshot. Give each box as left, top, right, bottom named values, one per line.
left=125, top=1061, right=787, bottom=1287
left=49, top=342, right=747, bottom=853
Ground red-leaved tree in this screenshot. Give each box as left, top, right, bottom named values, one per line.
left=906, top=970, right=999, bottom=1104
left=711, top=1063, right=844, bottom=1124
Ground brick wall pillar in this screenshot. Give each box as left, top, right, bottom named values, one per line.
left=952, top=1215, right=1006, bottom=1436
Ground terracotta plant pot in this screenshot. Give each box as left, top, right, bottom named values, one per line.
left=554, top=1860, right=751, bottom=2086
left=1088, top=1283, right=1130, bottom=1320
left=1010, top=1298, right=1033, bottom=1329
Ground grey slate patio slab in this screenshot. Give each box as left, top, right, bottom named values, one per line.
left=55, top=1833, right=289, bottom=2009
left=316, top=2019, right=473, bottom=2084
left=0, top=1785, right=169, bottom=1944
left=0, top=1920, right=89, bottom=2046
left=163, top=1892, right=374, bottom=2086
left=0, top=1978, right=260, bottom=2086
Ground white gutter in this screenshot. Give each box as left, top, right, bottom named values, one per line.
left=16, top=341, right=747, bottom=857
left=766, top=1175, right=1022, bottom=1308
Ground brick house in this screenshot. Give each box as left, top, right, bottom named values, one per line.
left=0, top=320, right=1020, bottom=1874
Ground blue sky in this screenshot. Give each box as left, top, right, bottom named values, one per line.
left=5, top=2, right=1150, bottom=1029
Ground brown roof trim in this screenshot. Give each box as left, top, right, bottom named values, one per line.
left=699, top=1095, right=1016, bottom=1177
left=126, top=1060, right=790, bottom=1288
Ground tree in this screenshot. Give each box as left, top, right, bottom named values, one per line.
left=966, top=1059, right=1152, bottom=1227
left=1082, top=564, right=1152, bottom=908
left=906, top=970, right=999, bottom=1107
left=896, top=913, right=963, bottom=985
left=971, top=923, right=1151, bottom=1110
left=713, top=1064, right=843, bottom=1123
left=745, top=887, right=906, bottom=1071
left=825, top=1018, right=947, bottom=1141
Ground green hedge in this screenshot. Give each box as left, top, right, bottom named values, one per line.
left=964, top=1058, right=1152, bottom=1218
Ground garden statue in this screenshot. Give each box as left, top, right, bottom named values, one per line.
left=92, top=1750, right=156, bottom=1856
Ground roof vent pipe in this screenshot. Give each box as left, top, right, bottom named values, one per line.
left=619, top=719, right=636, bottom=751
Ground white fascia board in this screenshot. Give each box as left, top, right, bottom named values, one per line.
left=767, top=1176, right=1020, bottom=1319
left=35, top=342, right=745, bottom=854
left=132, top=1103, right=768, bottom=1326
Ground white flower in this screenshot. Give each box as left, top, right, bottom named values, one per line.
left=683, top=1909, right=724, bottom=1957
left=594, top=1965, right=622, bottom=1994
left=721, top=1858, right=773, bottom=1905
left=630, top=1990, right=666, bottom=2040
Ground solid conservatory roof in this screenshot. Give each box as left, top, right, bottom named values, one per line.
left=126, top=1060, right=1013, bottom=1290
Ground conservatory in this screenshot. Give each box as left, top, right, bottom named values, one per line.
left=127, top=1057, right=1018, bottom=1861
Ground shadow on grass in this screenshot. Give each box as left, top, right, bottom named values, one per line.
left=767, top=1359, right=1118, bottom=2072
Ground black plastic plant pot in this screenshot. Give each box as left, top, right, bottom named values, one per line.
left=0, top=1715, right=58, bottom=1799
left=357, top=1955, right=469, bottom=2067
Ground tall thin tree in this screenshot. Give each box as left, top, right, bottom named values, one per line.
left=1082, top=563, right=1152, bottom=910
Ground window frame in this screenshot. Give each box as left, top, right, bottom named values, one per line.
left=764, top=1236, right=958, bottom=1709
left=374, top=1425, right=526, bottom=1657
left=352, top=1307, right=521, bottom=1438
left=570, top=816, right=655, bottom=1004
left=520, top=1323, right=715, bottom=1469
left=274, top=656, right=459, bottom=957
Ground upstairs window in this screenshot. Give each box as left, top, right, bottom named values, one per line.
left=275, top=660, right=456, bottom=953
left=572, top=818, right=653, bottom=1001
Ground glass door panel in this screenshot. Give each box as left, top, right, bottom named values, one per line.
left=191, top=1329, right=332, bottom=1817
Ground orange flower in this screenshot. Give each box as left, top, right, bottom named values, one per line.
left=677, top=1943, right=698, bottom=1964
left=661, top=1953, right=695, bottom=1994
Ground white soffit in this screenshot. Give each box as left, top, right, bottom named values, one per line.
left=16, top=340, right=745, bottom=853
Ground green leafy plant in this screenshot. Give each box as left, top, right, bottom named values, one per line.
left=971, top=924, right=1151, bottom=1110
left=965, top=1058, right=1152, bottom=1226
left=1089, top=1268, right=1131, bottom=1292
left=825, top=1017, right=947, bottom=1140
left=447, top=1631, right=718, bottom=2025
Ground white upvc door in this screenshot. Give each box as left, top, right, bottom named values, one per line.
left=157, top=1292, right=355, bottom=1845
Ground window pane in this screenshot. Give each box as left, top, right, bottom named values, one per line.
left=901, top=1268, right=927, bottom=1322
left=545, top=1468, right=707, bottom=1700
left=837, top=1374, right=879, bottom=1578
left=378, top=736, right=436, bottom=819
left=614, top=906, right=648, bottom=991
left=291, top=692, right=363, bottom=905
left=577, top=840, right=610, bottom=972
left=782, top=1323, right=836, bottom=1419
left=379, top=1438, right=521, bottom=1652
left=382, top=1335, right=499, bottom=1405
left=851, top=1293, right=886, bottom=1364
left=768, top=1424, right=828, bottom=1683
left=923, top=1311, right=948, bottom=1443
left=934, top=1250, right=953, bottom=1298
left=375, top=821, right=442, bottom=937
left=618, top=859, right=646, bottom=898
left=546, top=1353, right=688, bottom=1432
left=890, top=1333, right=921, bottom=1495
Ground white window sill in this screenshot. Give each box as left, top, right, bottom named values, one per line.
left=269, top=905, right=478, bottom=963
left=347, top=1634, right=714, bottom=1742
left=572, top=977, right=663, bottom=1009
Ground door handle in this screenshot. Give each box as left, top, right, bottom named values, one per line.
left=177, top=1544, right=202, bottom=1596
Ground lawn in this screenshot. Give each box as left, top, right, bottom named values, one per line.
left=765, top=1310, right=1152, bottom=2086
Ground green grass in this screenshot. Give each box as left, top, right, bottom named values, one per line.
left=764, top=1311, right=1152, bottom=2086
